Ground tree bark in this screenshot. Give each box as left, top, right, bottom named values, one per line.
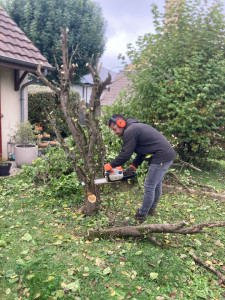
left=36, top=29, right=112, bottom=216
left=189, top=252, right=225, bottom=284
left=87, top=221, right=225, bottom=239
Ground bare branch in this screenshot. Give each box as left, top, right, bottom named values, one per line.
left=36, top=64, right=60, bottom=94
left=189, top=252, right=225, bottom=283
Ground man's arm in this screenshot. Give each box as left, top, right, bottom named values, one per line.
left=110, top=128, right=136, bottom=167
left=131, top=154, right=145, bottom=169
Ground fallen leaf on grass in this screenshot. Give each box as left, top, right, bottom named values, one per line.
left=214, top=240, right=224, bottom=247
left=44, top=275, right=55, bottom=282
left=21, top=249, right=29, bottom=256
left=131, top=270, right=137, bottom=280
left=0, top=240, right=7, bottom=247
left=169, top=292, right=177, bottom=298
left=95, top=257, right=104, bottom=266
left=5, top=288, right=11, bottom=295
left=86, top=255, right=95, bottom=261
left=33, top=293, right=41, bottom=299
left=5, top=270, right=16, bottom=278
left=103, top=267, right=112, bottom=275
left=55, top=290, right=64, bottom=298
left=21, top=233, right=32, bottom=242
left=122, top=271, right=130, bottom=277
left=150, top=272, right=158, bottom=280
left=61, top=280, right=80, bottom=291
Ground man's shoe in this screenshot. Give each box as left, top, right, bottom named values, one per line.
left=134, top=210, right=146, bottom=223
left=148, top=209, right=156, bottom=216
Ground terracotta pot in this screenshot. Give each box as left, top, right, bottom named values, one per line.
left=35, top=126, right=43, bottom=131
left=49, top=141, right=58, bottom=146
left=39, top=142, right=48, bottom=147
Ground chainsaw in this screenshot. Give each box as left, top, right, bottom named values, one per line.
left=94, top=166, right=136, bottom=185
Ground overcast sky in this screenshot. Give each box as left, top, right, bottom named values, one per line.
left=94, top=0, right=225, bottom=73
left=94, top=0, right=166, bottom=72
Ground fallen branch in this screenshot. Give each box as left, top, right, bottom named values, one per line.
left=189, top=252, right=225, bottom=284
left=188, top=177, right=216, bottom=191
left=87, top=221, right=225, bottom=239
left=163, top=184, right=225, bottom=201
left=168, top=171, right=192, bottom=193
left=172, top=159, right=202, bottom=172
left=148, top=235, right=163, bottom=247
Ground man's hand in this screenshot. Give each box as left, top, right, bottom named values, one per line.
left=124, top=165, right=136, bottom=175
left=104, top=163, right=112, bottom=172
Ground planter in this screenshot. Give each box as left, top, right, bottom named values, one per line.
left=39, top=142, right=48, bottom=147
left=49, top=141, right=58, bottom=147
left=14, top=145, right=38, bottom=167
left=35, top=126, right=43, bottom=131
left=42, top=134, right=50, bottom=140
left=36, top=134, right=43, bottom=139
left=0, top=162, right=12, bottom=176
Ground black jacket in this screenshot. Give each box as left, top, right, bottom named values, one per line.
left=110, top=118, right=176, bottom=168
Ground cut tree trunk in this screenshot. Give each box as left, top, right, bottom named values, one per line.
left=87, top=221, right=225, bottom=239
left=83, top=182, right=101, bottom=216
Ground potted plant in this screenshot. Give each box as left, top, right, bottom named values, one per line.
left=42, top=132, right=50, bottom=140
left=49, top=141, right=58, bottom=147
left=0, top=161, right=12, bottom=176
left=35, top=125, right=43, bottom=131
left=11, top=121, right=38, bottom=167
left=39, top=142, right=48, bottom=147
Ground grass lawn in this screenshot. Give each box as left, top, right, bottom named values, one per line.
left=0, top=160, right=224, bottom=300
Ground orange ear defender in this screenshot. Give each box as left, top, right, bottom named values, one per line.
left=110, top=117, right=126, bottom=128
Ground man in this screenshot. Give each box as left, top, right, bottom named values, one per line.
left=104, top=114, right=176, bottom=223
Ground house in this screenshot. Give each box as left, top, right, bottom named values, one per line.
left=71, top=66, right=117, bottom=107
left=0, top=6, right=54, bottom=161
left=100, top=67, right=132, bottom=108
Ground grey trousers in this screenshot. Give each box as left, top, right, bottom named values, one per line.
left=139, top=160, right=174, bottom=216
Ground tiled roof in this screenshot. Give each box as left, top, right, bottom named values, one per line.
left=0, top=6, right=54, bottom=72
left=101, top=71, right=132, bottom=106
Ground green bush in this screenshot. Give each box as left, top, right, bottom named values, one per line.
left=116, top=0, right=225, bottom=163
left=28, top=89, right=80, bottom=137
left=22, top=146, right=83, bottom=200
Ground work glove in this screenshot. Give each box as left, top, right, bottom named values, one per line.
left=104, top=163, right=112, bottom=172
left=124, top=165, right=136, bottom=175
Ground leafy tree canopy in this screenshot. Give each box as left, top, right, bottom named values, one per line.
left=111, top=0, right=225, bottom=163
left=4, top=0, right=106, bottom=81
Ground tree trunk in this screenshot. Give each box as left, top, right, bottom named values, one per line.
left=84, top=181, right=101, bottom=216
left=36, top=29, right=112, bottom=216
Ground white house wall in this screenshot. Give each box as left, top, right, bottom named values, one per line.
left=71, top=84, right=92, bottom=106
left=0, top=67, right=28, bottom=160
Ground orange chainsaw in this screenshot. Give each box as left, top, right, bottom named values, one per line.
left=94, top=166, right=136, bottom=185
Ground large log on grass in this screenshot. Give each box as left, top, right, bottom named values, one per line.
left=88, top=221, right=225, bottom=239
